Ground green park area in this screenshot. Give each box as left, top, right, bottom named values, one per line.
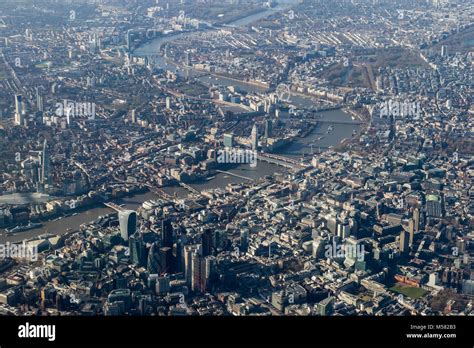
left=390, top=285, right=428, bottom=299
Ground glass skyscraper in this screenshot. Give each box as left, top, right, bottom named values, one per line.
left=119, top=210, right=137, bottom=241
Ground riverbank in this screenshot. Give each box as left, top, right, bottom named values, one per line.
left=0, top=192, right=50, bottom=205
left=0, top=2, right=360, bottom=243
left=200, top=71, right=270, bottom=90
left=160, top=54, right=270, bottom=92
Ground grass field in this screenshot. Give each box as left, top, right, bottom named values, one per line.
left=390, top=285, right=428, bottom=299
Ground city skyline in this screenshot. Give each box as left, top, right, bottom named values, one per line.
left=0, top=0, right=472, bottom=330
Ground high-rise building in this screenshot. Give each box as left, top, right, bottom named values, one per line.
left=174, top=239, right=184, bottom=273
left=126, top=30, right=132, bottom=52
left=185, top=51, right=191, bottom=66
left=156, top=275, right=170, bottom=295
left=190, top=254, right=215, bottom=293
left=184, top=245, right=194, bottom=285
left=441, top=45, right=448, bottom=57
left=184, top=244, right=201, bottom=286
left=35, top=88, right=43, bottom=112
left=40, top=139, right=50, bottom=188
left=14, top=94, right=24, bottom=126
left=118, top=210, right=137, bottom=241
left=250, top=124, right=258, bottom=151
left=147, top=242, right=160, bottom=274
left=89, top=38, right=96, bottom=54
left=201, top=229, right=213, bottom=257
left=203, top=256, right=216, bottom=291
left=317, top=296, right=334, bottom=316
left=223, top=133, right=234, bottom=148
left=325, top=213, right=338, bottom=235
left=25, top=28, right=32, bottom=41
left=264, top=99, right=272, bottom=113
left=413, top=208, right=420, bottom=233
left=129, top=232, right=146, bottom=267
left=159, top=246, right=173, bottom=274
left=337, top=220, right=351, bottom=239
left=191, top=253, right=203, bottom=292
left=400, top=231, right=410, bottom=254
left=312, top=237, right=327, bottom=259
left=161, top=218, right=173, bottom=248
left=86, top=76, right=96, bottom=88
left=407, top=219, right=415, bottom=247
left=37, top=95, right=43, bottom=113
left=264, top=119, right=272, bottom=139
left=240, top=229, right=249, bottom=253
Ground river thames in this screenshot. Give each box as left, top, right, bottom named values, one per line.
left=0, top=2, right=360, bottom=244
